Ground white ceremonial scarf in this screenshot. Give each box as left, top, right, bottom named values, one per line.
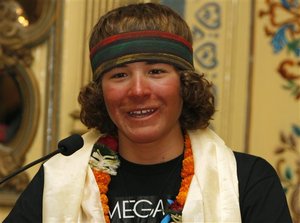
left=43, top=128, right=241, bottom=223
left=43, top=130, right=103, bottom=222
left=182, top=129, right=241, bottom=223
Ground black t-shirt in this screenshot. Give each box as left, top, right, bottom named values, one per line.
left=3, top=152, right=293, bottom=223
left=108, top=154, right=183, bottom=222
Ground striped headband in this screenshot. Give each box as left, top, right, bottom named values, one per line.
left=90, top=30, right=194, bottom=81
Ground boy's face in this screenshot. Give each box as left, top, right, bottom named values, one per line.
left=101, top=61, right=183, bottom=144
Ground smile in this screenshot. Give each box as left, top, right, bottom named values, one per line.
left=128, top=108, right=156, bottom=117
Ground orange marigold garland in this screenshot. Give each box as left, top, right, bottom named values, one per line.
left=89, top=135, right=119, bottom=223
left=92, top=169, right=110, bottom=222
left=164, top=132, right=194, bottom=222
left=89, top=132, right=194, bottom=223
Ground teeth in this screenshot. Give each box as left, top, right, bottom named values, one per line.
left=129, top=109, right=155, bottom=116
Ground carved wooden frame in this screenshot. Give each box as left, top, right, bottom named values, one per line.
left=0, top=0, right=58, bottom=206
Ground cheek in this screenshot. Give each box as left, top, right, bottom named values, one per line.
left=102, top=85, right=117, bottom=114
left=102, top=84, right=126, bottom=122
left=173, top=91, right=183, bottom=112
left=160, top=80, right=183, bottom=109
left=172, top=80, right=183, bottom=110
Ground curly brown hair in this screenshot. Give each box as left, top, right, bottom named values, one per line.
left=78, top=3, right=215, bottom=136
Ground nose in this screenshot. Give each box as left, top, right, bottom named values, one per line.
left=127, top=74, right=151, bottom=98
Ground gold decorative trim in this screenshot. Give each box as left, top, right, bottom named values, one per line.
left=0, top=0, right=57, bottom=49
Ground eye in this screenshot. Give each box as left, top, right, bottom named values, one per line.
left=147, top=63, right=175, bottom=76
left=148, top=68, right=166, bottom=75
left=103, top=66, right=128, bottom=80
left=107, top=72, right=128, bottom=80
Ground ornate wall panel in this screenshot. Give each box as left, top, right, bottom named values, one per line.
left=251, top=0, right=300, bottom=221
left=0, top=0, right=62, bottom=208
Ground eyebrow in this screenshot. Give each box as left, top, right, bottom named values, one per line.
left=113, top=61, right=162, bottom=69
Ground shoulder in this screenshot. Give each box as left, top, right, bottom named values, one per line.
left=233, top=152, right=292, bottom=223
left=234, top=151, right=277, bottom=178
left=233, top=151, right=278, bottom=195
left=3, top=166, right=44, bottom=222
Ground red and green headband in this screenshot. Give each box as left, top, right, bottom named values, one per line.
left=90, top=30, right=194, bottom=81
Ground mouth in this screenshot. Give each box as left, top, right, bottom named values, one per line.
left=128, top=108, right=156, bottom=118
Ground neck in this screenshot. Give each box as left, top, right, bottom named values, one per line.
left=118, top=128, right=184, bottom=165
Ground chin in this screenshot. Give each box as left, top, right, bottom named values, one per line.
left=123, top=128, right=163, bottom=144
left=130, top=133, right=159, bottom=144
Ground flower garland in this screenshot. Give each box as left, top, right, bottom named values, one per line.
left=89, top=132, right=194, bottom=223
left=163, top=133, right=194, bottom=222
left=89, top=135, right=119, bottom=223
